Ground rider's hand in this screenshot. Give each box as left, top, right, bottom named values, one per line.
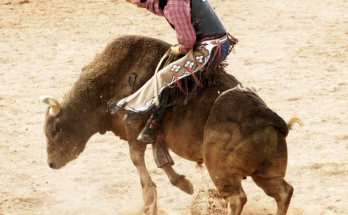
left=170, top=45, right=183, bottom=56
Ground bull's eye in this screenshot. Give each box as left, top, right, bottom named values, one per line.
left=52, top=130, right=57, bottom=138
left=53, top=120, right=64, bottom=138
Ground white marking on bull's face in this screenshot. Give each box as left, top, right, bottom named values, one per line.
left=40, top=95, right=61, bottom=116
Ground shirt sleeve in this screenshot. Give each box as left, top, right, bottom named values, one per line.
left=137, top=0, right=164, bottom=16
left=164, top=0, right=196, bottom=54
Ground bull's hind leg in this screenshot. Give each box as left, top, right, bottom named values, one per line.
left=151, top=146, right=194, bottom=195
left=224, top=177, right=247, bottom=215
left=206, top=167, right=247, bottom=215
left=251, top=129, right=293, bottom=215
left=251, top=176, right=293, bottom=215
left=204, top=144, right=247, bottom=214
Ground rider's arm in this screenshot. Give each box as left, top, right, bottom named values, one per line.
left=164, top=0, right=196, bottom=54
left=136, top=0, right=164, bottom=16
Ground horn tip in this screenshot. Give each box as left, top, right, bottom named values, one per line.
left=39, top=95, right=55, bottom=104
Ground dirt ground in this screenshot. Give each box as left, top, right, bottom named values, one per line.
left=0, top=0, right=347, bottom=214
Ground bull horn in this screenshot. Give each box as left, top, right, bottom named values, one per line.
left=40, top=96, right=61, bottom=116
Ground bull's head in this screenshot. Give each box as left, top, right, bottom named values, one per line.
left=40, top=96, right=92, bottom=169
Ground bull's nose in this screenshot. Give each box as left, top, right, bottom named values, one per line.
left=48, top=162, right=56, bottom=169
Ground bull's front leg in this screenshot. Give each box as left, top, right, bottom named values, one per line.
left=151, top=146, right=194, bottom=195
left=126, top=125, right=158, bottom=215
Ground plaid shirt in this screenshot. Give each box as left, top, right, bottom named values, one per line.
left=137, top=0, right=196, bottom=54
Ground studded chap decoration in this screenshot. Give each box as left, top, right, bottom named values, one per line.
left=185, top=60, right=203, bottom=87
left=195, top=55, right=204, bottom=63
left=168, top=64, right=185, bottom=93
left=184, top=60, right=195, bottom=69
left=170, top=65, right=181, bottom=73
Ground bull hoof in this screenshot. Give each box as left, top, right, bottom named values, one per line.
left=142, top=185, right=157, bottom=206
left=175, top=175, right=194, bottom=195
left=143, top=199, right=158, bottom=215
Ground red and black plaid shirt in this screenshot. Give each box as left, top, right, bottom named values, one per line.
left=137, top=0, right=196, bottom=54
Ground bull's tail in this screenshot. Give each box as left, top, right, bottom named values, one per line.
left=262, top=110, right=302, bottom=138
left=287, top=117, right=303, bottom=130
left=262, top=109, right=289, bottom=137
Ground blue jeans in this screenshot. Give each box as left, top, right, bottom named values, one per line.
left=219, top=39, right=230, bottom=64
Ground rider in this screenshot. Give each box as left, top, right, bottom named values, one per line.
left=110, top=0, right=237, bottom=143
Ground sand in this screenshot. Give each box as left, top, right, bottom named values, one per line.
left=0, top=0, right=347, bottom=214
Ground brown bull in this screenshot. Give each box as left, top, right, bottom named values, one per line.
left=41, top=35, right=296, bottom=215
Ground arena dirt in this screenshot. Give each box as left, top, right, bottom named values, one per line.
left=0, top=0, right=347, bottom=214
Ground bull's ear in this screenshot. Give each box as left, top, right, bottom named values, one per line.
left=40, top=96, right=61, bottom=116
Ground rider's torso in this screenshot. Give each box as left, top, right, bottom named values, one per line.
left=159, top=0, right=226, bottom=41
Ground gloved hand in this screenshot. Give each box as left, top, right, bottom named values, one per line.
left=170, top=44, right=183, bottom=56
